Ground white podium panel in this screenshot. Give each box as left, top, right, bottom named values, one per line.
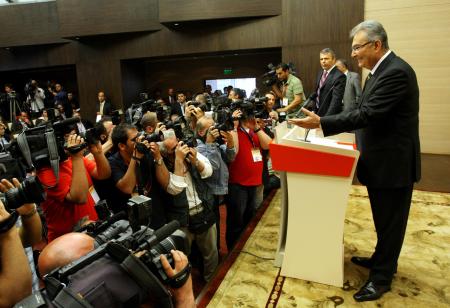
left=271, top=123, right=359, bottom=287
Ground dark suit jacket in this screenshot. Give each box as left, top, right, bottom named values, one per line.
left=343, top=71, right=362, bottom=111
left=312, top=66, right=346, bottom=116
left=321, top=52, right=421, bottom=188
left=170, top=102, right=185, bottom=117
left=96, top=101, right=113, bottom=116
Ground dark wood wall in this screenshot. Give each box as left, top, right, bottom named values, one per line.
left=0, top=0, right=363, bottom=122
left=143, top=49, right=281, bottom=102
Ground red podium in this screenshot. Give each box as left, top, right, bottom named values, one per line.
left=270, top=122, right=359, bottom=287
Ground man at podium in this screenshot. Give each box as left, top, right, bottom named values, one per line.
left=289, top=20, right=421, bottom=302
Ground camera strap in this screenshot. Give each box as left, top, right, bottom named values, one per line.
left=240, top=127, right=256, bottom=148
left=45, top=130, right=60, bottom=186
left=16, top=132, right=34, bottom=169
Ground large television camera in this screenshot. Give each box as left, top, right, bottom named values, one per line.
left=15, top=192, right=189, bottom=308
left=262, top=62, right=297, bottom=87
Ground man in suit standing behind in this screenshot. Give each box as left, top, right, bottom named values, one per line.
left=96, top=91, right=113, bottom=119
left=336, top=58, right=362, bottom=111
left=309, top=48, right=346, bottom=116
left=289, top=20, right=421, bottom=302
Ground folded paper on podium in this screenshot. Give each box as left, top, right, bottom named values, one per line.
left=270, top=122, right=359, bottom=287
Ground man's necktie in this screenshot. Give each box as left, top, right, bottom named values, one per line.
left=363, top=72, right=373, bottom=91
left=316, top=70, right=328, bottom=108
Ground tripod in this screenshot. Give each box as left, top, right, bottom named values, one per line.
left=7, top=92, right=23, bottom=123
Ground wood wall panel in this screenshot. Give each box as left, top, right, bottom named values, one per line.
left=282, top=0, right=364, bottom=94
left=159, top=0, right=281, bottom=23
left=57, top=0, right=162, bottom=37
left=366, top=0, right=450, bottom=154
left=0, top=2, right=66, bottom=48
left=143, top=50, right=281, bottom=102
left=0, top=0, right=365, bottom=133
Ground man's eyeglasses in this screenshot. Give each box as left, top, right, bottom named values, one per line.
left=351, top=41, right=373, bottom=52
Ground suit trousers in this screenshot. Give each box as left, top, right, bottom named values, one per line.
left=366, top=185, right=414, bottom=284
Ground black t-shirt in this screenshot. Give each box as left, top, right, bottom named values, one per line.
left=107, top=151, right=167, bottom=230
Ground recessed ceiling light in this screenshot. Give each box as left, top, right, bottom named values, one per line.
left=174, top=23, right=179, bottom=26
left=75, top=37, right=80, bottom=40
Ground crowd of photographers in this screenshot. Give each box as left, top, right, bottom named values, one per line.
left=1, top=60, right=341, bottom=307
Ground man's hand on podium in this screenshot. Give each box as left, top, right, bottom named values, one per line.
left=288, top=108, right=321, bottom=129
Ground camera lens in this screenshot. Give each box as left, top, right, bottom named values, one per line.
left=3, top=176, right=46, bottom=211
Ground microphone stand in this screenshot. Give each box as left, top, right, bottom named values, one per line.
left=303, top=128, right=311, bottom=142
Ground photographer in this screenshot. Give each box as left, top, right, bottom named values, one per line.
left=108, top=123, right=169, bottom=229
left=226, top=107, right=272, bottom=249
left=37, top=133, right=111, bottom=242
left=38, top=231, right=195, bottom=308
left=273, top=63, right=306, bottom=118
left=25, top=80, right=45, bottom=117
left=0, top=200, right=32, bottom=307
left=161, top=135, right=218, bottom=282
left=0, top=177, right=43, bottom=292
left=195, top=116, right=236, bottom=246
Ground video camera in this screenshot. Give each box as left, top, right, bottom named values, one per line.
left=0, top=176, right=45, bottom=213
left=126, top=99, right=170, bottom=128
left=17, top=193, right=188, bottom=308
left=262, top=62, right=297, bottom=87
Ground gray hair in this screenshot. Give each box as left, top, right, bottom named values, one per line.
left=320, top=48, right=336, bottom=58
left=350, top=20, right=389, bottom=49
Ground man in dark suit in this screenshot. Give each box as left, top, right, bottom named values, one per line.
left=309, top=48, right=346, bottom=116
left=96, top=91, right=113, bottom=118
left=289, top=20, right=421, bottom=302
left=170, top=92, right=187, bottom=118
left=336, top=58, right=362, bottom=111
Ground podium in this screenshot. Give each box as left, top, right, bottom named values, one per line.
left=270, top=122, right=359, bottom=287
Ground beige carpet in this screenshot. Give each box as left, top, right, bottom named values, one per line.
left=208, top=186, right=450, bottom=307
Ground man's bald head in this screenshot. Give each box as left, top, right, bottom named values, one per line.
left=38, top=233, right=95, bottom=276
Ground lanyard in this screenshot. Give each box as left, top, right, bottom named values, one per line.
left=240, top=127, right=256, bottom=148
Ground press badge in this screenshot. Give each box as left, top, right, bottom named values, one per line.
left=89, top=186, right=100, bottom=204
left=251, top=148, right=262, bottom=162
left=282, top=97, right=289, bottom=107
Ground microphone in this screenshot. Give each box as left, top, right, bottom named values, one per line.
left=138, top=220, right=180, bottom=251
left=294, top=93, right=317, bottom=118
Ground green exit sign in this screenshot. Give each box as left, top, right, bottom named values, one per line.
left=224, top=68, right=233, bottom=75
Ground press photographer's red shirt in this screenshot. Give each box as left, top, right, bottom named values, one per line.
left=37, top=157, right=98, bottom=242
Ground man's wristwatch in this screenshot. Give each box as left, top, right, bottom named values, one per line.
left=254, top=127, right=261, bottom=134
left=154, top=157, right=163, bottom=166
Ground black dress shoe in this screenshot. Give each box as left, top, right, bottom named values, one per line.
left=353, top=280, right=391, bottom=302
left=351, top=256, right=373, bottom=269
